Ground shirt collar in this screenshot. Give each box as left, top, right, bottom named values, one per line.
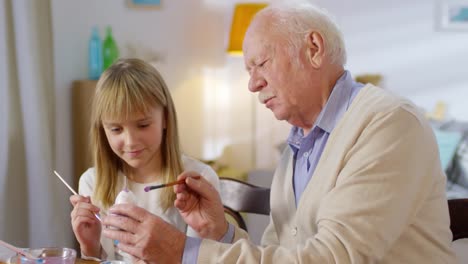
left=316, top=70, right=355, bottom=133
left=287, top=70, right=356, bottom=146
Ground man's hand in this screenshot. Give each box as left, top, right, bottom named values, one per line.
left=102, top=204, right=186, bottom=264
left=174, top=171, right=228, bottom=240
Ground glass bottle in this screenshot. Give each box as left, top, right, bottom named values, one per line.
left=88, top=27, right=102, bottom=80
left=102, top=26, right=119, bottom=70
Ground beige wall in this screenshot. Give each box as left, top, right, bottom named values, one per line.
left=51, top=0, right=468, bottom=181
left=49, top=1, right=468, bottom=260
left=51, top=0, right=268, bottom=180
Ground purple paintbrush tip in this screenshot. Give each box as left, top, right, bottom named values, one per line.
left=144, top=186, right=152, bottom=192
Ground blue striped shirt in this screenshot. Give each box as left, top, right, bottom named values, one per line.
left=287, top=70, right=363, bottom=204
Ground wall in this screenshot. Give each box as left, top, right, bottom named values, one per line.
left=50, top=0, right=261, bottom=183
left=52, top=0, right=468, bottom=175
left=50, top=0, right=468, bottom=259
left=254, top=0, right=468, bottom=169
left=51, top=0, right=468, bottom=175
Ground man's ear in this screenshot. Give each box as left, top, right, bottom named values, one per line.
left=305, top=31, right=325, bottom=68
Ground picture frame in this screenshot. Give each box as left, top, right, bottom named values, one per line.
left=127, top=0, right=161, bottom=9
left=436, top=0, right=468, bottom=31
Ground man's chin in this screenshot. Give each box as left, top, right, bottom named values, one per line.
left=272, top=110, right=286, bottom=121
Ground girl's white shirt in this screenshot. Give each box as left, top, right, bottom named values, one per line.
left=78, top=155, right=220, bottom=260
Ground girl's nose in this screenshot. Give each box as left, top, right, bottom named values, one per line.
left=124, top=130, right=137, bottom=145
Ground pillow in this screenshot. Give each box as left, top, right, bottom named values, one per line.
left=431, top=120, right=468, bottom=198
left=433, top=129, right=463, bottom=171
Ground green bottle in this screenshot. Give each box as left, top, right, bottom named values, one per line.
left=103, top=26, right=119, bottom=70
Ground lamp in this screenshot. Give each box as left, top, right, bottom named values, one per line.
left=227, top=3, right=268, bottom=55
left=225, top=3, right=268, bottom=169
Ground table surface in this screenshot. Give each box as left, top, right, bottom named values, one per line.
left=0, top=259, right=98, bottom=264
left=76, top=259, right=99, bottom=264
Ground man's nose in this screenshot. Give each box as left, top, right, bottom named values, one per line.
left=248, top=75, right=267, bottom=92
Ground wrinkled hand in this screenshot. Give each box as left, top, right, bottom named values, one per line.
left=102, top=203, right=186, bottom=264
left=174, top=171, right=228, bottom=240
left=70, top=195, right=102, bottom=257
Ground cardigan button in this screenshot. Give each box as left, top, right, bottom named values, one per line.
left=291, top=227, right=297, bottom=236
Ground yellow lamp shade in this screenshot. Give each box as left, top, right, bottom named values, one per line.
left=227, top=3, right=268, bottom=55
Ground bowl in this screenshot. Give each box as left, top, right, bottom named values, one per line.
left=7, top=247, right=76, bottom=264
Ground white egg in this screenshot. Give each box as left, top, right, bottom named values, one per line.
left=114, top=188, right=136, bottom=205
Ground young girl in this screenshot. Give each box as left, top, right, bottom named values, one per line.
left=69, top=58, right=219, bottom=261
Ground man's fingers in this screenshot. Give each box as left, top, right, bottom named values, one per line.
left=176, top=171, right=217, bottom=198
left=185, top=176, right=218, bottom=200
left=103, top=213, right=140, bottom=234
left=174, top=182, right=187, bottom=193
left=174, top=171, right=198, bottom=193
left=102, top=226, right=135, bottom=245
left=174, top=198, right=187, bottom=211
left=116, top=242, right=141, bottom=260
left=176, top=191, right=189, bottom=201
left=109, top=203, right=147, bottom=222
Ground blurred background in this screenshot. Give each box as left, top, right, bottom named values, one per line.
left=1, top=0, right=468, bottom=259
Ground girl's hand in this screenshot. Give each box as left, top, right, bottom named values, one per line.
left=70, top=195, right=102, bottom=258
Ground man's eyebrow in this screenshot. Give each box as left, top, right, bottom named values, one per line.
left=245, top=58, right=257, bottom=71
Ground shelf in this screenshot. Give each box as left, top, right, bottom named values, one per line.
left=71, top=80, right=97, bottom=189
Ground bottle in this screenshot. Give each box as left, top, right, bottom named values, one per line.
left=88, top=27, right=102, bottom=80
left=102, top=26, right=119, bottom=70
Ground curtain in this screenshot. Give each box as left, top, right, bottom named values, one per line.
left=0, top=0, right=72, bottom=248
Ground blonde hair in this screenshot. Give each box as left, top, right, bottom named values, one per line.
left=90, top=58, right=183, bottom=210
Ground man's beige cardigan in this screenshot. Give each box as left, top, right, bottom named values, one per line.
left=198, top=85, right=457, bottom=263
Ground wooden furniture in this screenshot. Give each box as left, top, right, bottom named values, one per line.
left=448, top=198, right=468, bottom=241
left=0, top=257, right=96, bottom=264
left=0, top=258, right=99, bottom=264
left=76, top=258, right=99, bottom=264
left=71, top=80, right=97, bottom=189
left=219, top=177, right=270, bottom=231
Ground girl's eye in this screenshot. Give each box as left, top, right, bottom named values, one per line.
left=139, top=123, right=150, bottom=128
left=110, top=127, right=122, bottom=132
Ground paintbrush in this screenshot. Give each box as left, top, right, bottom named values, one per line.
left=144, top=176, right=201, bottom=192
left=0, top=240, right=40, bottom=260
left=53, top=170, right=102, bottom=222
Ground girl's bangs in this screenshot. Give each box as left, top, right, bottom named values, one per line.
left=97, top=80, right=155, bottom=122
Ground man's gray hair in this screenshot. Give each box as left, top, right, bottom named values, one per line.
left=260, top=1, right=347, bottom=66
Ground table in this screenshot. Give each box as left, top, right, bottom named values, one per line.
left=0, top=259, right=98, bottom=264
left=76, top=259, right=99, bottom=264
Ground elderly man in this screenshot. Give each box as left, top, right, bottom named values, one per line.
left=102, top=1, right=457, bottom=263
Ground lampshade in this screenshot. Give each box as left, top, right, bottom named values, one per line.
left=227, top=3, right=268, bottom=55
